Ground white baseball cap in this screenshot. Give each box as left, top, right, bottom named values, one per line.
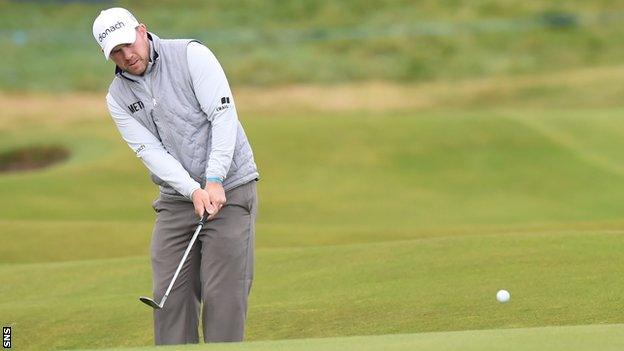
left=92, top=7, right=140, bottom=60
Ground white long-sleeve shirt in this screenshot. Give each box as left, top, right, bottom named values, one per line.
left=106, top=41, right=238, bottom=199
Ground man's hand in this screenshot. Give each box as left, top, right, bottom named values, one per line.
left=192, top=183, right=226, bottom=220
left=204, top=182, right=226, bottom=220
left=192, top=188, right=214, bottom=219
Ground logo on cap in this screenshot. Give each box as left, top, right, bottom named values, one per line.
left=98, top=21, right=126, bottom=43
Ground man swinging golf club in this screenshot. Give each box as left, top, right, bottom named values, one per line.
left=92, top=7, right=260, bottom=345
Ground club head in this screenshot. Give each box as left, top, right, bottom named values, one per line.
left=139, top=296, right=162, bottom=309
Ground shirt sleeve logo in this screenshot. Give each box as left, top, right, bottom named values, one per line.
left=135, top=144, right=146, bottom=157
left=216, top=97, right=231, bottom=112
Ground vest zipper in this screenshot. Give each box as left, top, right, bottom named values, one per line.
left=142, top=75, right=156, bottom=108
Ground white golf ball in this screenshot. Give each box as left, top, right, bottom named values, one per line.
left=496, top=289, right=510, bottom=303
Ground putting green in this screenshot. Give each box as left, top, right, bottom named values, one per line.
left=88, top=324, right=624, bottom=351
left=2, top=229, right=623, bottom=350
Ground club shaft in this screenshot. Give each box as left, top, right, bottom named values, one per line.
left=161, top=221, right=204, bottom=303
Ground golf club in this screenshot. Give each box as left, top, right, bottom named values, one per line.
left=139, top=211, right=209, bottom=309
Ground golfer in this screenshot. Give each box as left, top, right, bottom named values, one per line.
left=92, top=8, right=259, bottom=345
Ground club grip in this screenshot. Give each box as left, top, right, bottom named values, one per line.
left=200, top=211, right=209, bottom=225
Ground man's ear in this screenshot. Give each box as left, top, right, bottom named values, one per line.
left=136, top=23, right=148, bottom=35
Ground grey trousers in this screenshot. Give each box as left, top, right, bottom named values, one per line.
left=150, top=180, right=257, bottom=345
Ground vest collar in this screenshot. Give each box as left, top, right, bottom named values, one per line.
left=115, top=32, right=161, bottom=82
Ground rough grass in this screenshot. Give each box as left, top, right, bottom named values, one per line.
left=5, top=1, right=624, bottom=90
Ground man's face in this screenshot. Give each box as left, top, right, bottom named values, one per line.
left=109, top=24, right=150, bottom=75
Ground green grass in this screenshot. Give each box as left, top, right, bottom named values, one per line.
left=2, top=97, right=624, bottom=349
left=4, top=3, right=624, bottom=350
left=91, top=324, right=624, bottom=351
left=5, top=1, right=624, bottom=90
left=4, top=108, right=624, bottom=228
left=2, top=231, right=623, bottom=350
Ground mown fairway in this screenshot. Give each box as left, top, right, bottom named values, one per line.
left=1, top=74, right=624, bottom=349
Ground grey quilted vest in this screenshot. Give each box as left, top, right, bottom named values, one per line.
left=108, top=33, right=259, bottom=198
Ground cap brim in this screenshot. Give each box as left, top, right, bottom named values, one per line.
left=102, top=28, right=137, bottom=60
